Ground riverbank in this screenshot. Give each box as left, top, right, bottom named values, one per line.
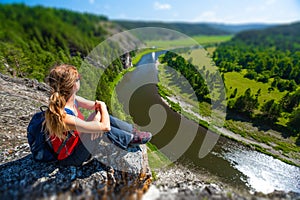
left=157, top=62, right=300, bottom=168
left=143, top=163, right=300, bottom=200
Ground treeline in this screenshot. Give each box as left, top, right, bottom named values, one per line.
left=114, top=20, right=230, bottom=40
left=212, top=22, right=300, bottom=136
left=213, top=22, right=300, bottom=92
left=95, top=52, right=135, bottom=109
left=160, top=51, right=209, bottom=102
left=0, top=4, right=108, bottom=81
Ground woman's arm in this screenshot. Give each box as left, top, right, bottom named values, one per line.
left=65, top=102, right=111, bottom=133
left=75, top=95, right=95, bottom=110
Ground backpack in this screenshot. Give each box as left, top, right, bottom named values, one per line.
left=27, top=106, right=73, bottom=162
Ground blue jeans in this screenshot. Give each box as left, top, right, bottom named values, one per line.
left=106, top=115, right=134, bottom=150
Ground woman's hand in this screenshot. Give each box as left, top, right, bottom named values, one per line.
left=93, top=110, right=101, bottom=122
left=86, top=111, right=103, bottom=140
left=91, top=132, right=103, bottom=140
left=95, top=100, right=108, bottom=112
left=95, top=100, right=110, bottom=132
left=95, top=100, right=103, bottom=112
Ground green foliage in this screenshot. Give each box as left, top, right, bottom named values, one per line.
left=96, top=60, right=123, bottom=111
left=260, top=99, right=281, bottom=122
left=280, top=89, right=300, bottom=112
left=229, top=88, right=238, bottom=99
left=232, top=88, right=259, bottom=116
left=215, top=22, right=300, bottom=130
left=160, top=51, right=209, bottom=102
left=213, top=22, right=300, bottom=92
left=288, top=108, right=300, bottom=133
left=244, top=70, right=257, bottom=80
left=0, top=4, right=108, bottom=81
left=145, top=35, right=232, bottom=49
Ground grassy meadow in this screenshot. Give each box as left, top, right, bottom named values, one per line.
left=224, top=69, right=287, bottom=107
left=145, top=35, right=232, bottom=49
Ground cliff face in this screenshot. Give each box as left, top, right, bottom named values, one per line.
left=0, top=73, right=151, bottom=199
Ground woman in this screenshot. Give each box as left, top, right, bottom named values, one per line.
left=44, top=64, right=152, bottom=166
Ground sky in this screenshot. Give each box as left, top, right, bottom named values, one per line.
left=1, top=0, right=300, bottom=24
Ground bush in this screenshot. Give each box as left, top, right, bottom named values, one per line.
left=244, top=70, right=257, bottom=80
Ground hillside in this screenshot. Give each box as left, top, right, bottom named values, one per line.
left=114, top=20, right=273, bottom=37
left=209, top=23, right=274, bottom=33
left=0, top=4, right=120, bottom=81
left=114, top=20, right=229, bottom=38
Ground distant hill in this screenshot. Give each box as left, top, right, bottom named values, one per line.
left=114, top=20, right=229, bottom=36
left=232, top=22, right=300, bottom=50
left=114, top=20, right=274, bottom=36
left=208, top=23, right=274, bottom=34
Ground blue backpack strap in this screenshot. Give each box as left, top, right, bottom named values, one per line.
left=64, top=107, right=75, bottom=116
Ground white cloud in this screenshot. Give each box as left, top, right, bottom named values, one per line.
left=154, top=2, right=172, bottom=10
left=89, top=0, right=95, bottom=4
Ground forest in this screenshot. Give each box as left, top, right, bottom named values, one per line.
left=0, top=4, right=129, bottom=112
left=212, top=22, right=300, bottom=137
left=0, top=4, right=108, bottom=81
left=213, top=22, right=300, bottom=90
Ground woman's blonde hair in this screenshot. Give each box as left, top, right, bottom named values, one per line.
left=44, top=64, right=79, bottom=140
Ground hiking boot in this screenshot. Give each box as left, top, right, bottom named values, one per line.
left=130, top=130, right=152, bottom=145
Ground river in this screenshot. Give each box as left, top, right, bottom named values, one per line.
left=115, top=51, right=300, bottom=194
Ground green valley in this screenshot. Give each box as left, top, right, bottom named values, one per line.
left=155, top=22, right=300, bottom=166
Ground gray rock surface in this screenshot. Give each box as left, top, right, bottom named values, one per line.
left=145, top=165, right=300, bottom=200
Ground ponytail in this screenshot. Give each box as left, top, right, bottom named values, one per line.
left=44, top=64, right=78, bottom=140
left=45, top=92, right=68, bottom=140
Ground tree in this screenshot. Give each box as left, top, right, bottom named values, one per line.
left=280, top=90, right=300, bottom=112
left=233, top=88, right=259, bottom=116
left=229, top=88, right=237, bottom=99
left=260, top=99, right=281, bottom=122
left=288, top=108, right=300, bottom=133
left=244, top=70, right=257, bottom=80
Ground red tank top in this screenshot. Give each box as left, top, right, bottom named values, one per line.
left=50, top=106, right=85, bottom=160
